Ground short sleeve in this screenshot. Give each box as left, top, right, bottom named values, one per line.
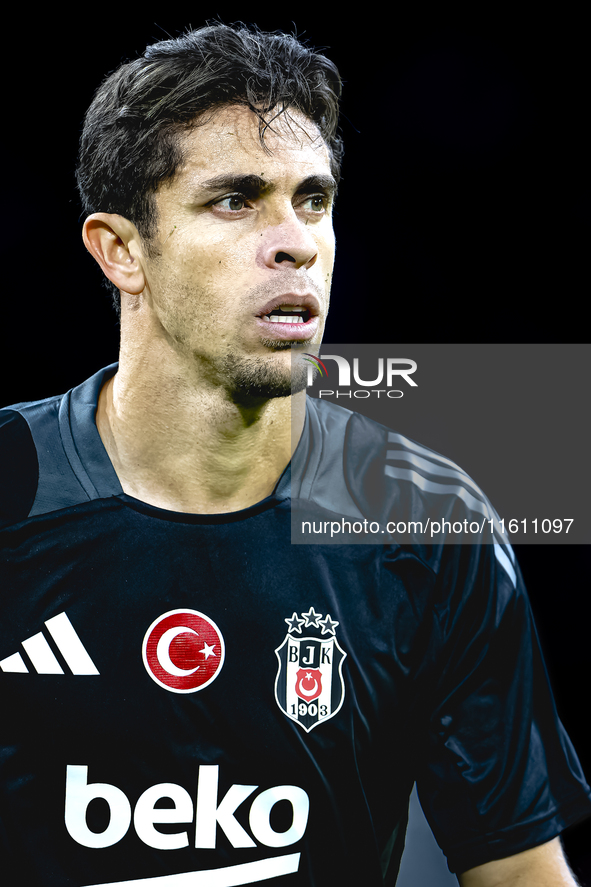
left=415, top=541, right=591, bottom=874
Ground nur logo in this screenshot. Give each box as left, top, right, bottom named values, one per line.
left=274, top=607, right=347, bottom=733
left=302, top=353, right=328, bottom=377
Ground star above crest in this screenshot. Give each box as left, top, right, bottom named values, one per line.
left=319, top=613, right=339, bottom=635
left=301, top=607, right=322, bottom=627
left=285, top=612, right=306, bottom=633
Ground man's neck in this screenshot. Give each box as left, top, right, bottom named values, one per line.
left=96, top=356, right=305, bottom=515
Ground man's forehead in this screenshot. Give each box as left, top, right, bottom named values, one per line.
left=177, top=104, right=332, bottom=181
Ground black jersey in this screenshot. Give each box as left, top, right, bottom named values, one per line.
left=1, top=364, right=590, bottom=887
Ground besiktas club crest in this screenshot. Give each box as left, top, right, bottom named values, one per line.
left=274, top=607, right=347, bottom=732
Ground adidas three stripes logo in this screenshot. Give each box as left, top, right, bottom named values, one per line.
left=0, top=612, right=99, bottom=675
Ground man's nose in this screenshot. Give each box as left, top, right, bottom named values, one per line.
left=257, top=211, right=319, bottom=271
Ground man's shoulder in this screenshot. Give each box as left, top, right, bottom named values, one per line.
left=306, top=394, right=462, bottom=468
left=302, top=396, right=507, bottom=549
left=304, top=395, right=481, bottom=504
left=0, top=365, right=119, bottom=526
left=0, top=393, right=65, bottom=526
left=0, top=391, right=67, bottom=457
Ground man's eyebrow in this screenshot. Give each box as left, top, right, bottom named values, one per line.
left=294, top=174, right=338, bottom=199
left=198, top=173, right=338, bottom=198
left=199, top=174, right=269, bottom=195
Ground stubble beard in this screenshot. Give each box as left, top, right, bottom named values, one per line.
left=155, top=272, right=325, bottom=402
left=220, top=341, right=312, bottom=403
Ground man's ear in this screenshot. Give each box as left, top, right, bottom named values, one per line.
left=82, top=213, right=147, bottom=296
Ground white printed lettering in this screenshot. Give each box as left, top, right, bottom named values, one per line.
left=65, top=765, right=131, bottom=849
left=249, top=786, right=309, bottom=848
left=194, top=765, right=257, bottom=849
left=64, top=765, right=310, bottom=854
left=134, top=783, right=193, bottom=850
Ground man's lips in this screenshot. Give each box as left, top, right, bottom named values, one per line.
left=255, top=314, right=320, bottom=340
left=256, top=292, right=320, bottom=342
left=256, top=293, right=321, bottom=320
left=254, top=293, right=321, bottom=341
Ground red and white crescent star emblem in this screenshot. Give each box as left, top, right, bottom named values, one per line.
left=142, top=609, right=225, bottom=693
left=295, top=668, right=323, bottom=701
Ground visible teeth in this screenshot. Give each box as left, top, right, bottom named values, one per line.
left=263, top=315, right=304, bottom=323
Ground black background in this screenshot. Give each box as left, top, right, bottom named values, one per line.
left=1, top=6, right=589, bottom=881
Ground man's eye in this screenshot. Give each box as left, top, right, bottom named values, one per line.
left=215, top=195, right=247, bottom=211
left=302, top=195, right=328, bottom=213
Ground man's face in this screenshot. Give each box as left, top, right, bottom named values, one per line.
left=139, top=104, right=336, bottom=400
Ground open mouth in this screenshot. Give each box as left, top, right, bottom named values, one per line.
left=260, top=306, right=312, bottom=324
left=255, top=295, right=320, bottom=341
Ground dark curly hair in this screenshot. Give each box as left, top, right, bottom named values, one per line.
left=76, top=23, right=344, bottom=312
